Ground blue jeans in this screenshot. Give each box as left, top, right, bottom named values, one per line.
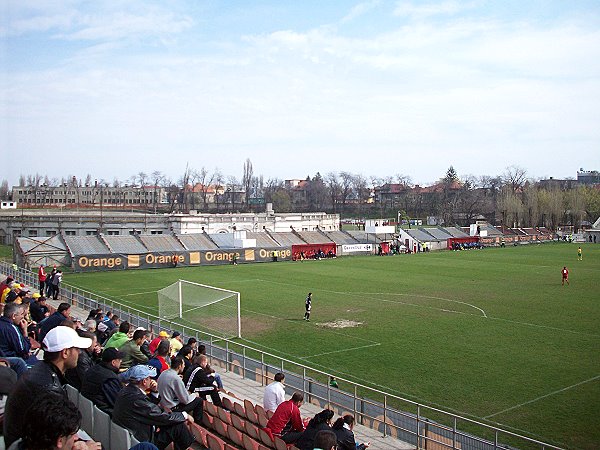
left=4, top=357, right=28, bottom=378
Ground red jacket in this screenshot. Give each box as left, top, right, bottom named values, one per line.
left=38, top=266, right=46, bottom=282
left=266, top=399, right=304, bottom=435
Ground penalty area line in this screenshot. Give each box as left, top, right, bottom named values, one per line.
left=483, top=374, right=600, bottom=419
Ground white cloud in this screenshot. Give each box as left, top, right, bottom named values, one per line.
left=393, top=1, right=478, bottom=19
left=342, top=0, right=381, bottom=23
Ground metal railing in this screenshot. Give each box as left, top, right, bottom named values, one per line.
left=3, top=262, right=563, bottom=450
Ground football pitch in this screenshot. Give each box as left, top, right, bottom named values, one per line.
left=67, top=243, right=600, bottom=449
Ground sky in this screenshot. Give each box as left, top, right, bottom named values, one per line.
left=2, top=0, right=600, bottom=188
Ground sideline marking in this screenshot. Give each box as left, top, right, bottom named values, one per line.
left=121, top=290, right=160, bottom=297
left=483, top=374, right=600, bottom=419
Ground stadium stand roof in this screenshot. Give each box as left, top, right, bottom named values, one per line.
left=521, top=227, right=540, bottom=235
left=103, top=235, right=148, bottom=253
left=322, top=230, right=360, bottom=245
left=419, top=227, right=451, bottom=240
left=296, top=231, right=333, bottom=245
left=345, top=230, right=384, bottom=243
left=65, top=236, right=110, bottom=256
left=139, top=235, right=186, bottom=252
left=267, top=232, right=307, bottom=246
left=176, top=233, right=218, bottom=250
left=481, top=224, right=504, bottom=236
left=16, top=236, right=67, bottom=253
left=245, top=232, right=280, bottom=247
left=402, top=228, right=443, bottom=242
left=209, top=233, right=235, bottom=248
left=442, top=227, right=469, bottom=238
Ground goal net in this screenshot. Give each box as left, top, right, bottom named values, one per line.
left=157, top=280, right=241, bottom=339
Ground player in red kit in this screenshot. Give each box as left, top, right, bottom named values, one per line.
left=561, top=266, right=569, bottom=286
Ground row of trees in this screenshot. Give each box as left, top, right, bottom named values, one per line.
left=4, top=163, right=600, bottom=230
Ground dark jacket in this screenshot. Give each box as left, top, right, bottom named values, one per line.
left=182, top=363, right=216, bottom=394
left=0, top=317, right=31, bottom=359
left=112, top=383, right=187, bottom=442
left=81, top=361, right=123, bottom=415
left=3, top=361, right=66, bottom=447
left=38, top=311, right=67, bottom=342
left=65, top=348, right=96, bottom=390
left=29, top=301, right=49, bottom=323
left=333, top=426, right=367, bottom=450
left=296, top=422, right=332, bottom=450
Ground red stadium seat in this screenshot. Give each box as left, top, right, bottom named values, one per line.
left=207, top=433, right=225, bottom=450
left=217, top=406, right=232, bottom=424
left=227, top=425, right=244, bottom=446
left=231, top=412, right=246, bottom=432
left=242, top=433, right=260, bottom=450
left=213, top=417, right=228, bottom=438
left=245, top=421, right=260, bottom=440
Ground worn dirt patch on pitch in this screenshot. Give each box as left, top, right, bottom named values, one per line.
left=318, top=319, right=363, bottom=329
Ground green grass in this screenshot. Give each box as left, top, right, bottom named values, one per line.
left=0, top=244, right=12, bottom=262
left=66, top=243, right=600, bottom=449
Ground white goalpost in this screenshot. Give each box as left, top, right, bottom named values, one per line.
left=157, top=279, right=241, bottom=339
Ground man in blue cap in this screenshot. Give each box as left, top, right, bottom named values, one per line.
left=112, top=365, right=196, bottom=450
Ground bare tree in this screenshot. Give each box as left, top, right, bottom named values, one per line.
left=339, top=171, right=354, bottom=212
left=0, top=180, right=9, bottom=200
left=502, top=166, right=528, bottom=194
left=242, top=158, right=253, bottom=207
left=325, top=172, right=341, bottom=212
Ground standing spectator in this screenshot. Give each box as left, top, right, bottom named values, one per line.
left=29, top=294, right=50, bottom=323
left=169, top=331, right=183, bottom=357
left=265, top=392, right=305, bottom=444
left=65, top=331, right=100, bottom=390
left=148, top=340, right=170, bottom=379
left=332, top=415, right=370, bottom=450
left=38, top=303, right=71, bottom=342
left=81, top=348, right=126, bottom=415
left=183, top=354, right=223, bottom=407
left=263, top=372, right=286, bottom=413
left=37, top=265, right=47, bottom=296
left=119, top=329, right=148, bottom=369
left=158, top=356, right=203, bottom=422
left=104, top=321, right=131, bottom=349
left=50, top=269, right=63, bottom=300
left=12, top=392, right=101, bottom=450
left=45, top=266, right=57, bottom=298
left=0, top=303, right=36, bottom=365
left=112, top=365, right=196, bottom=449
left=3, top=326, right=92, bottom=447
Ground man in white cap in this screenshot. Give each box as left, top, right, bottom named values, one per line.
left=112, top=364, right=196, bottom=449
left=3, top=326, right=93, bottom=447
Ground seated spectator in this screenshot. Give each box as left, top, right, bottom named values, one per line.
left=169, top=331, right=183, bottom=357
left=313, top=430, right=338, bottom=450
left=104, top=321, right=131, bottom=349
left=140, top=330, right=152, bottom=358
left=81, top=348, right=126, bottom=416
left=158, top=356, right=203, bottom=422
left=82, top=319, right=97, bottom=333
left=182, top=354, right=223, bottom=407
left=104, top=314, right=120, bottom=335
left=0, top=303, right=37, bottom=366
left=265, top=392, right=305, bottom=444
left=119, top=329, right=148, bottom=369
left=0, top=349, right=28, bottom=378
left=147, top=340, right=170, bottom=379
left=112, top=365, right=196, bottom=450
left=3, top=326, right=92, bottom=447
left=29, top=294, right=50, bottom=323
left=296, top=409, right=334, bottom=450
left=65, top=331, right=100, bottom=390
left=186, top=337, right=198, bottom=357
left=197, top=344, right=224, bottom=390
left=176, top=345, right=193, bottom=373
left=332, top=415, right=370, bottom=450
left=8, top=391, right=101, bottom=450
left=38, top=302, right=71, bottom=342
left=148, top=330, right=169, bottom=355
left=263, top=372, right=286, bottom=413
